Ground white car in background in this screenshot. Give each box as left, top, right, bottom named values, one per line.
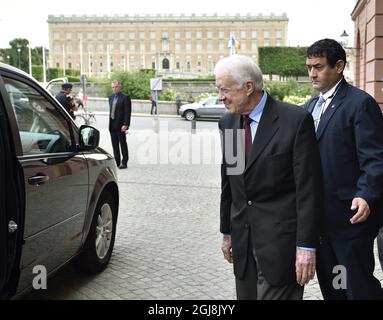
left=179, top=96, right=226, bottom=121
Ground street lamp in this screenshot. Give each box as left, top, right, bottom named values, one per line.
left=339, top=30, right=357, bottom=85
left=340, top=30, right=349, bottom=48
left=16, top=44, right=21, bottom=69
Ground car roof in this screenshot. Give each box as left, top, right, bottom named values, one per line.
left=0, top=62, right=42, bottom=84
left=0, top=63, right=50, bottom=90
left=0, top=62, right=30, bottom=76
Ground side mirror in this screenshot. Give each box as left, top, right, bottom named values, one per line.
left=79, top=125, right=99, bottom=150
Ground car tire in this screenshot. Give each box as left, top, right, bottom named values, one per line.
left=184, top=110, right=196, bottom=121
left=76, top=190, right=117, bottom=273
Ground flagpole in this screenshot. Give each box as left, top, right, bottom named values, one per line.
left=28, top=45, right=32, bottom=76
left=88, top=51, right=92, bottom=78
left=62, top=45, right=66, bottom=77
left=79, top=39, right=83, bottom=75
left=106, top=44, right=111, bottom=78
left=42, top=46, right=46, bottom=83
left=126, top=50, right=130, bottom=72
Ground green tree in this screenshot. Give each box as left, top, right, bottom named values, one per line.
left=259, top=47, right=308, bottom=78
left=31, top=47, right=45, bottom=66
left=46, top=67, right=63, bottom=80
left=264, top=79, right=314, bottom=101
left=105, top=69, right=155, bottom=99
left=0, top=39, right=51, bottom=80
left=7, top=38, right=30, bottom=72
left=32, top=65, right=43, bottom=81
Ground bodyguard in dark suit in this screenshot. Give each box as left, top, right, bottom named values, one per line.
left=304, top=39, right=383, bottom=299
left=109, top=80, right=131, bottom=169
left=215, top=55, right=323, bottom=300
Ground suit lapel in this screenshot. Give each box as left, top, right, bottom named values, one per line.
left=245, top=95, right=279, bottom=173
left=316, top=80, right=347, bottom=140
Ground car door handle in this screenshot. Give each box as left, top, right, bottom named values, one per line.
left=28, top=175, right=50, bottom=186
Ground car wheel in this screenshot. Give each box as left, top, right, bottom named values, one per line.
left=76, top=190, right=117, bottom=273
left=184, top=110, right=196, bottom=121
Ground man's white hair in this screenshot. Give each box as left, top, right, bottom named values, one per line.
left=214, top=55, right=263, bottom=91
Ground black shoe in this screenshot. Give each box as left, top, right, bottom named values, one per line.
left=119, top=164, right=127, bottom=169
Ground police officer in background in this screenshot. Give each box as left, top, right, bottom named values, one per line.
left=55, top=83, right=76, bottom=119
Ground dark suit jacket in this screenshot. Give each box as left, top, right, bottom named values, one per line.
left=109, top=92, right=132, bottom=131
left=55, top=91, right=73, bottom=114
left=304, top=79, right=383, bottom=239
left=219, top=94, right=323, bottom=286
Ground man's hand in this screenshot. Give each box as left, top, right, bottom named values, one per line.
left=295, top=248, right=316, bottom=286
left=121, top=125, right=129, bottom=132
left=350, top=197, right=370, bottom=224
left=221, top=236, right=233, bottom=264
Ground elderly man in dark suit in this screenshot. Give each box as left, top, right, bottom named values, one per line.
left=304, top=39, right=383, bottom=300
left=109, top=80, right=131, bottom=169
left=216, top=55, right=323, bottom=300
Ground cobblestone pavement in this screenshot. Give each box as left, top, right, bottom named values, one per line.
left=24, top=118, right=383, bottom=300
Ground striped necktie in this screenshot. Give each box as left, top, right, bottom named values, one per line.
left=111, top=94, right=118, bottom=120
left=312, top=96, right=325, bottom=131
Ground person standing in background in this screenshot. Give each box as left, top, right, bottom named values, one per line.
left=150, top=95, right=157, bottom=115
left=175, top=95, right=182, bottom=114
left=108, top=80, right=131, bottom=169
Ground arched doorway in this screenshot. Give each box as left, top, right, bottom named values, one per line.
left=162, top=58, right=169, bottom=70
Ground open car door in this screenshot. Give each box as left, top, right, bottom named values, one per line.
left=0, top=74, right=24, bottom=299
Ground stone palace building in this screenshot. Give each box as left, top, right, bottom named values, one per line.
left=47, top=13, right=288, bottom=78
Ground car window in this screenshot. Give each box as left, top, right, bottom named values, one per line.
left=3, top=77, right=73, bottom=155
left=204, top=98, right=216, bottom=105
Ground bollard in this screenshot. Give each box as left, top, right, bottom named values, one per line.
left=153, top=116, right=159, bottom=133
left=191, top=119, right=196, bottom=134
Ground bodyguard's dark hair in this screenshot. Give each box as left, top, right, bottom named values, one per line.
left=306, top=39, right=347, bottom=67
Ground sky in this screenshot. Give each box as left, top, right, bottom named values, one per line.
left=0, top=0, right=357, bottom=48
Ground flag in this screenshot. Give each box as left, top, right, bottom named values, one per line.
left=228, top=34, right=236, bottom=48
left=228, top=34, right=240, bottom=50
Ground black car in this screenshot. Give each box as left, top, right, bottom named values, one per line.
left=0, top=63, right=119, bottom=299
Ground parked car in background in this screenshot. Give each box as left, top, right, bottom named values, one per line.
left=178, top=96, right=226, bottom=121
left=0, top=63, right=119, bottom=299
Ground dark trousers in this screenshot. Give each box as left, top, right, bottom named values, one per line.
left=316, top=236, right=383, bottom=300
left=235, top=238, right=303, bottom=300
left=109, top=129, right=128, bottom=166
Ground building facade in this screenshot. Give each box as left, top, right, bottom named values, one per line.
left=47, top=13, right=288, bottom=78
left=352, top=0, right=383, bottom=110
